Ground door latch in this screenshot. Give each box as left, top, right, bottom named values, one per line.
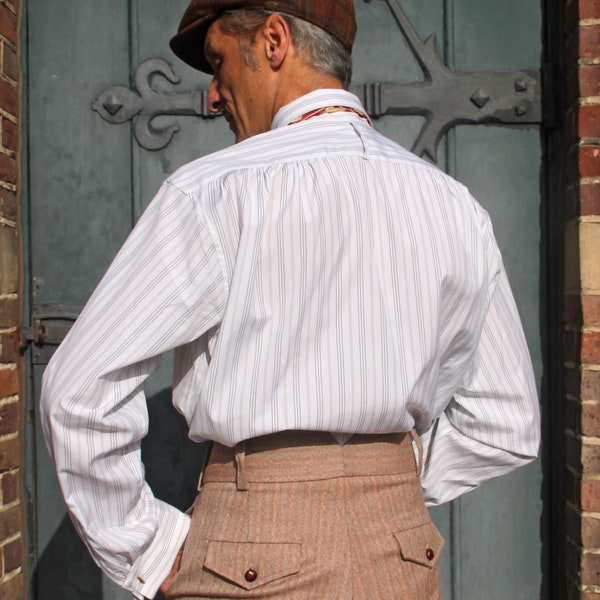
left=20, top=304, right=81, bottom=365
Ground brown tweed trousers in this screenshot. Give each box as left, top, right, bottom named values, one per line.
left=166, top=431, right=444, bottom=599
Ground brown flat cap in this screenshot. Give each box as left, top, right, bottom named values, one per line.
left=170, top=0, right=357, bottom=73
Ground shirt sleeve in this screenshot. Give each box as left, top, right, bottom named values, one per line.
left=39, top=181, right=228, bottom=598
left=419, top=230, right=540, bottom=506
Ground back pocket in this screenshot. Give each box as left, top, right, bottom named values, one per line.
left=394, top=521, right=445, bottom=569
left=203, top=541, right=302, bottom=591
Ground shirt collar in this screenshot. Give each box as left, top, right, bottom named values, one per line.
left=271, top=89, right=368, bottom=130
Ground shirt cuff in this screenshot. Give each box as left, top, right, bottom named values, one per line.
left=124, top=500, right=191, bottom=599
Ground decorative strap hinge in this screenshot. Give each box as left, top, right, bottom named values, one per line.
left=92, top=0, right=547, bottom=162
left=92, top=58, right=219, bottom=151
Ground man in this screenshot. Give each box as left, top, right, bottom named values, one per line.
left=40, top=1, right=540, bottom=598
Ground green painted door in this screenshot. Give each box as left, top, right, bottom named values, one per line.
left=23, top=0, right=545, bottom=598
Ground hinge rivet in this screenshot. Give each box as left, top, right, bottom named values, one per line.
left=515, top=79, right=528, bottom=92
left=103, top=95, right=124, bottom=116
left=470, top=89, right=490, bottom=109
left=515, top=101, right=529, bottom=116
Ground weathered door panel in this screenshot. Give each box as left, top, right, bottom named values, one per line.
left=24, top=1, right=544, bottom=598
left=27, top=2, right=132, bottom=598
left=430, top=2, right=543, bottom=596
left=449, top=127, right=543, bottom=599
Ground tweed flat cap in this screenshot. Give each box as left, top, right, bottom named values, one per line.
left=170, top=0, right=357, bottom=73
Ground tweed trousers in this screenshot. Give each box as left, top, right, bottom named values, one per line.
left=165, top=431, right=444, bottom=599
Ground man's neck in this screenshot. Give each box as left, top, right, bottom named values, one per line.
left=269, top=68, right=345, bottom=127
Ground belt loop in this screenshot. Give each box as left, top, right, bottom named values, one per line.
left=409, top=429, right=423, bottom=477
left=234, top=441, right=250, bottom=491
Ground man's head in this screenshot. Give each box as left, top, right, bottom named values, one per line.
left=171, top=1, right=356, bottom=143
left=170, top=1, right=356, bottom=76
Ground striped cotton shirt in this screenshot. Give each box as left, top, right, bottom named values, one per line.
left=40, top=89, right=540, bottom=598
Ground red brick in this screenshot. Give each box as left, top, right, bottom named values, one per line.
left=582, top=331, right=600, bottom=364
left=580, top=146, right=600, bottom=177
left=0, top=574, right=22, bottom=599
left=0, top=401, right=18, bottom=435
left=582, top=441, right=600, bottom=475
left=0, top=297, right=18, bottom=329
left=0, top=438, right=18, bottom=471
left=0, top=505, right=20, bottom=540
left=580, top=0, right=600, bottom=19
left=1, top=471, right=17, bottom=505
left=580, top=24, right=600, bottom=60
left=0, top=331, right=17, bottom=363
left=583, top=479, right=600, bottom=511
left=0, top=77, right=17, bottom=119
left=582, top=403, right=600, bottom=436
left=583, top=593, right=600, bottom=600
left=2, top=118, right=17, bottom=153
left=581, top=551, right=600, bottom=585
left=583, top=370, right=600, bottom=401
left=0, top=369, right=17, bottom=399
left=580, top=105, right=600, bottom=139
left=581, top=184, right=600, bottom=216
left=583, top=296, right=600, bottom=327
left=580, top=64, right=600, bottom=97
left=1, top=43, right=17, bottom=83
left=0, top=188, right=16, bottom=222
left=0, top=5, right=17, bottom=46
left=3, top=537, right=21, bottom=573
left=0, top=224, right=18, bottom=297
left=0, top=152, right=16, bottom=185
left=583, top=515, right=600, bottom=547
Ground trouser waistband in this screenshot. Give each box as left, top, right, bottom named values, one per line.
left=202, top=431, right=422, bottom=491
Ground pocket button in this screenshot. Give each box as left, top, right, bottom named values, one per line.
left=426, top=548, right=435, bottom=561
left=244, top=569, right=258, bottom=583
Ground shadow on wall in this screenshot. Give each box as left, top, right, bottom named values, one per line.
left=35, top=388, right=210, bottom=599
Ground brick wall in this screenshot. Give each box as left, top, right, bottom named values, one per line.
left=563, top=0, right=600, bottom=597
left=0, top=0, right=23, bottom=598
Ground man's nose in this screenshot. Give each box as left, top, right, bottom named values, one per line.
left=207, top=79, right=222, bottom=113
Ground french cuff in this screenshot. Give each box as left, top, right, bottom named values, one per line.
left=124, top=500, right=190, bottom=600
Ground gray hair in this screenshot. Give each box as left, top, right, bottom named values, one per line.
left=219, top=10, right=353, bottom=88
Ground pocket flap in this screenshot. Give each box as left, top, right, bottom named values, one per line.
left=394, top=522, right=445, bottom=568
left=203, top=541, right=301, bottom=590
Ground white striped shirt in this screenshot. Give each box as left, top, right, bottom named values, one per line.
left=40, top=89, right=540, bottom=598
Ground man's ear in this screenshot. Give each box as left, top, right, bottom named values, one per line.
left=261, top=13, right=292, bottom=69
